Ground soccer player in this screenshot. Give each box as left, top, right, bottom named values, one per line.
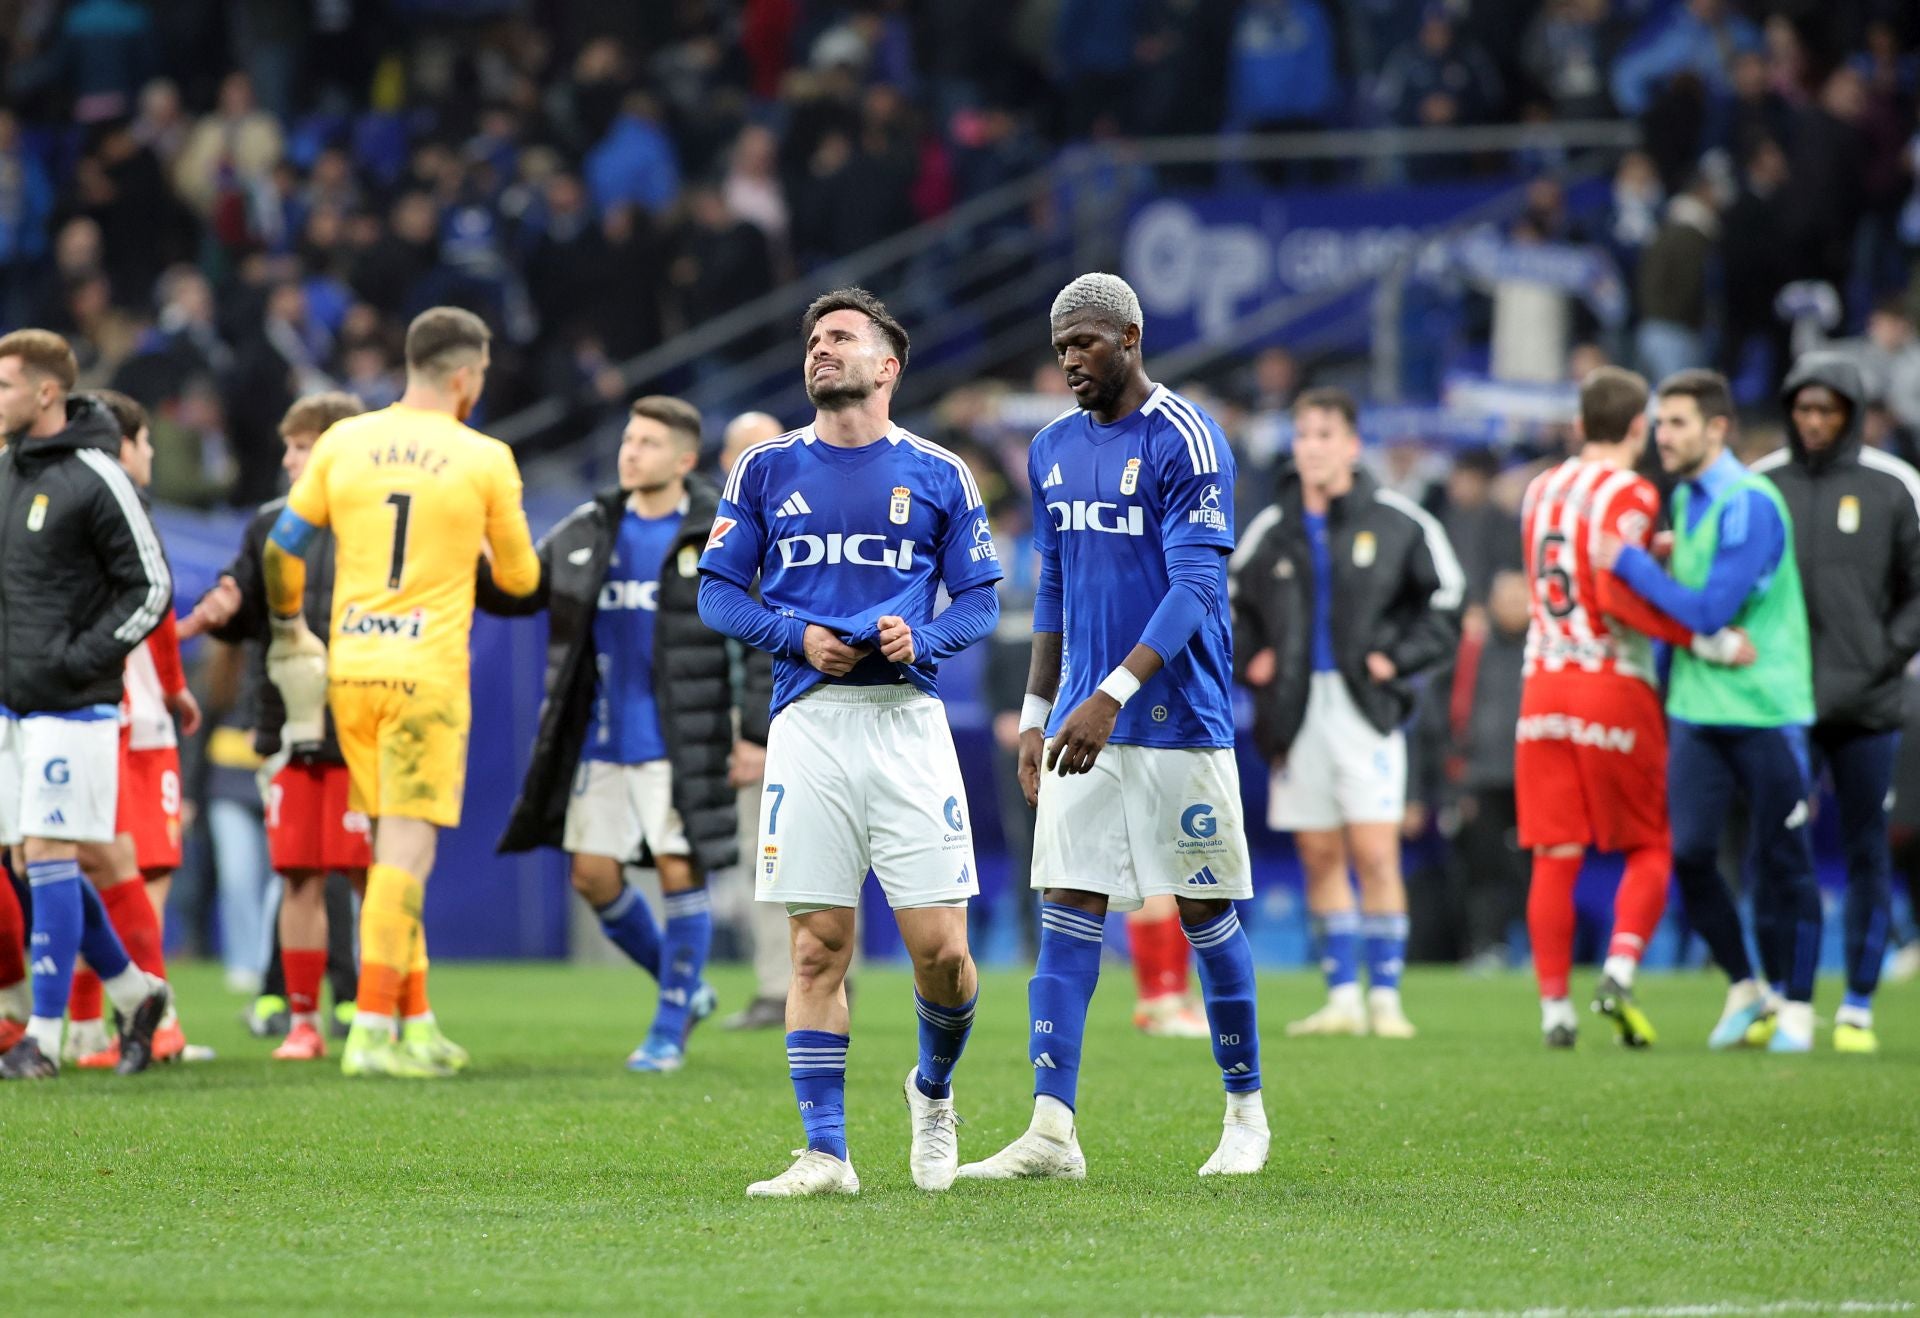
left=183, top=391, right=372, bottom=1061
left=698, top=288, right=1000, bottom=1196
left=1233, top=388, right=1463, bottom=1039
left=0, top=330, right=171, bottom=1078
left=66, top=390, right=200, bottom=1068
left=1752, top=353, right=1920, bottom=1053
left=959, top=272, right=1267, bottom=1181
left=489, top=395, right=763, bottom=1071
left=1596, top=369, right=1822, bottom=1053
left=263, top=307, right=540, bottom=1078
left=1518, top=367, right=1754, bottom=1048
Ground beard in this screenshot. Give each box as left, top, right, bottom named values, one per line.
left=1072, top=365, right=1127, bottom=414
left=806, top=371, right=876, bottom=410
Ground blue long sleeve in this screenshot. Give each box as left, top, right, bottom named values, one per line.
left=1612, top=489, right=1785, bottom=636
left=916, top=581, right=1001, bottom=661
left=1138, top=544, right=1224, bottom=663
left=1033, top=542, right=1064, bottom=633
left=697, top=574, right=808, bottom=658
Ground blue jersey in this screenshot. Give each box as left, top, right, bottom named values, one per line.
left=700, top=424, right=1003, bottom=717
left=584, top=508, right=681, bottom=763
left=1030, top=385, right=1237, bottom=749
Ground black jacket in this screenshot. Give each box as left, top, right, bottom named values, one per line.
left=204, top=498, right=343, bottom=762
left=1754, top=352, right=1920, bottom=731
left=1230, top=462, right=1464, bottom=759
left=0, top=396, right=171, bottom=713
left=480, top=476, right=772, bottom=871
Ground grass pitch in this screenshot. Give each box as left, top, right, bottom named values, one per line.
left=3, top=963, right=1917, bottom=1316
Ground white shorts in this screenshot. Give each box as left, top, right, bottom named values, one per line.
left=754, top=685, right=979, bottom=910
left=563, top=759, right=690, bottom=863
left=1032, top=742, right=1252, bottom=912
left=0, top=706, right=121, bottom=846
left=1267, top=672, right=1406, bottom=831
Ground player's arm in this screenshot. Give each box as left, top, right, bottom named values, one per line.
left=1228, top=505, right=1283, bottom=687
left=146, top=608, right=202, bottom=736
left=1375, top=508, right=1464, bottom=682
left=1882, top=475, right=1920, bottom=672
left=877, top=489, right=1004, bottom=665
left=475, top=516, right=557, bottom=617
left=264, top=452, right=331, bottom=745
left=1591, top=484, right=1694, bottom=647
left=67, top=454, right=171, bottom=679
left=1608, top=489, right=1783, bottom=637
left=484, top=447, right=541, bottom=598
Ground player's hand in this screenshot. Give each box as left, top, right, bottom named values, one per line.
left=178, top=574, right=243, bottom=639
left=1245, top=647, right=1277, bottom=687
left=1401, top=801, right=1429, bottom=839
left=876, top=614, right=916, bottom=665
left=1047, top=693, right=1118, bottom=777
left=1594, top=534, right=1625, bottom=572
left=992, top=710, right=1021, bottom=752
left=165, top=686, right=203, bottom=737
left=1691, top=626, right=1758, bottom=667
left=729, top=738, right=766, bottom=787
left=1650, top=531, right=1674, bottom=562
left=266, top=615, right=329, bottom=748
left=803, top=623, right=868, bottom=677
left=1017, top=728, right=1045, bottom=806
left=1365, top=651, right=1397, bottom=683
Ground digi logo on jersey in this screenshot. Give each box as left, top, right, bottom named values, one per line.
left=967, top=517, right=998, bottom=563
left=338, top=604, right=428, bottom=640
left=1048, top=500, right=1146, bottom=536
left=1188, top=483, right=1227, bottom=532
left=776, top=532, right=916, bottom=570
left=598, top=579, right=659, bottom=612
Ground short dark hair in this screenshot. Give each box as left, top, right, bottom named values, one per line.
left=404, top=306, right=491, bottom=377
left=629, top=394, right=702, bottom=450
left=1293, top=386, right=1358, bottom=431
left=1580, top=365, right=1651, bottom=444
left=90, top=388, right=147, bottom=441
left=1658, top=369, right=1735, bottom=425
left=280, top=391, right=366, bottom=439
left=802, top=287, right=909, bottom=374
left=0, top=329, right=78, bottom=392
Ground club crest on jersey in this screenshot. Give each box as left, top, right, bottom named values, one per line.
left=26, top=493, right=47, bottom=531
left=1839, top=495, right=1860, bottom=534
left=705, top=515, right=736, bottom=550
left=889, top=485, right=912, bottom=525
left=677, top=545, right=698, bottom=577
left=1120, top=457, right=1142, bottom=495
left=761, top=844, right=779, bottom=885
left=1353, top=531, right=1377, bottom=567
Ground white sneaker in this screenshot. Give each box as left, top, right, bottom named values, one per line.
left=1285, top=1000, right=1368, bottom=1037
left=745, top=1149, right=860, bottom=1198
left=904, top=1067, right=961, bottom=1192
left=63, top=1018, right=110, bottom=1063
left=1368, top=1003, right=1417, bottom=1040
left=955, top=1128, right=1087, bottom=1181
left=1199, top=1117, right=1271, bottom=1176
left=1136, top=994, right=1211, bottom=1039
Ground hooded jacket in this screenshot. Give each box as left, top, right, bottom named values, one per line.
left=1752, top=352, right=1920, bottom=730
left=479, top=475, right=772, bottom=872
left=1230, top=460, right=1465, bottom=758
left=0, top=395, right=171, bottom=713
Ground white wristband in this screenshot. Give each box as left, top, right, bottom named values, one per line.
left=1017, top=694, right=1053, bottom=734
left=1097, top=666, right=1142, bottom=706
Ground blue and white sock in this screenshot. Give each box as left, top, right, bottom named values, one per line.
left=650, top=887, right=712, bottom=1047
left=1030, top=903, right=1104, bottom=1112
left=1362, top=912, right=1409, bottom=992
left=77, top=878, right=132, bottom=981
left=786, top=1029, right=850, bottom=1159
left=1315, top=910, right=1361, bottom=995
left=1185, top=906, right=1262, bottom=1093
left=26, top=860, right=86, bottom=1054
left=913, top=989, right=976, bottom=1100
left=596, top=883, right=661, bottom=978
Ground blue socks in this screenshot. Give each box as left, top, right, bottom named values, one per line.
left=787, top=1029, right=850, bottom=1159
left=1029, top=903, right=1104, bottom=1110
left=1185, top=907, right=1262, bottom=1093
left=913, top=989, right=975, bottom=1099
left=650, top=887, right=712, bottom=1046
left=1362, top=912, right=1409, bottom=992
left=1314, top=910, right=1360, bottom=991
left=596, top=883, right=661, bottom=978
left=77, top=876, right=133, bottom=981
left=27, top=860, right=84, bottom=1022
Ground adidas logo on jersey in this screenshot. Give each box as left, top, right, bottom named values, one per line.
left=1185, top=867, right=1221, bottom=887
left=1041, top=463, right=1063, bottom=489
left=777, top=532, right=915, bottom=570
left=43, top=809, right=65, bottom=826
left=776, top=491, right=813, bottom=518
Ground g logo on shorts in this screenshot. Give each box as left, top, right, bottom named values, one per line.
left=943, top=795, right=964, bottom=832
left=43, top=758, right=69, bottom=786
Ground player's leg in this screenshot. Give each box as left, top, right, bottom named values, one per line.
left=1825, top=724, right=1898, bottom=1052
left=1669, top=724, right=1765, bottom=1048
left=343, top=811, right=451, bottom=1077
left=564, top=760, right=662, bottom=984
left=895, top=901, right=975, bottom=1192
left=321, top=767, right=368, bottom=1035
left=1738, top=726, right=1822, bottom=1053
left=271, top=869, right=330, bottom=1059
left=0, top=849, right=26, bottom=1049
left=1125, top=894, right=1202, bottom=1037
left=1289, top=828, right=1364, bottom=1034
left=1585, top=682, right=1668, bottom=1046
left=629, top=762, right=715, bottom=1071
left=1348, top=821, right=1413, bottom=1038
left=327, top=870, right=361, bottom=1033
left=573, top=851, right=660, bottom=973
left=71, top=834, right=169, bottom=1065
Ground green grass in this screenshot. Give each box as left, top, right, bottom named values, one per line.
left=3, top=963, right=1918, bottom=1316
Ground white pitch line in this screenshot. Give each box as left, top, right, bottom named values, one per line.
left=1276, top=1303, right=1916, bottom=1318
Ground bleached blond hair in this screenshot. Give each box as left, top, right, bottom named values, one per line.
left=1050, top=272, right=1143, bottom=338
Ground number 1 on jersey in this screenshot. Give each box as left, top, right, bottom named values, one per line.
left=385, top=492, right=413, bottom=590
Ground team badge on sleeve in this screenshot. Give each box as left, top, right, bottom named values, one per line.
left=1120, top=457, right=1141, bottom=495
left=706, top=516, right=737, bottom=550
left=889, top=486, right=912, bottom=525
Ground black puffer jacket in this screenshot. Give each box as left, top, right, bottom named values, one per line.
left=204, top=498, right=343, bottom=762
left=481, top=476, right=772, bottom=871
left=0, top=396, right=171, bottom=713
left=1230, top=461, right=1464, bottom=759
left=1754, top=352, right=1920, bottom=730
